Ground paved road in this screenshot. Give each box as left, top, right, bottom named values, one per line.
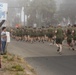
left=26, top=56, right=76, bottom=75
left=8, top=40, right=76, bottom=75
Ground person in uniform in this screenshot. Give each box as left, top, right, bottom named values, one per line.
left=47, top=26, right=55, bottom=45
left=24, top=28, right=28, bottom=42
left=73, top=28, right=76, bottom=45
left=66, top=26, right=75, bottom=50
left=72, top=25, right=76, bottom=50
left=15, top=28, right=19, bottom=41
left=33, top=28, right=37, bottom=42
left=55, top=25, right=64, bottom=54
left=30, top=28, right=35, bottom=43
left=38, top=28, right=44, bottom=43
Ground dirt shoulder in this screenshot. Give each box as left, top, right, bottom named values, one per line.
left=0, top=53, right=37, bottom=75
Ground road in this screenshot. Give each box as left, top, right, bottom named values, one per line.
left=8, top=40, right=76, bottom=75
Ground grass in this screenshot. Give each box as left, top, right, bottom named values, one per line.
left=1, top=53, right=37, bottom=75
left=3, top=55, right=8, bottom=59
left=11, top=64, right=24, bottom=71
left=7, top=56, right=14, bottom=61
left=15, top=72, right=24, bottom=75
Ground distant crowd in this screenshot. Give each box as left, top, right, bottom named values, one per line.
left=10, top=24, right=76, bottom=54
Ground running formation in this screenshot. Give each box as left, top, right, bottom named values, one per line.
left=10, top=25, right=76, bottom=54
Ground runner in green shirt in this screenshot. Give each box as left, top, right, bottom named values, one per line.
left=55, top=25, right=64, bottom=54
left=66, top=26, right=75, bottom=50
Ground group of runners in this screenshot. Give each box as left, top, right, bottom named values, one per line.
left=11, top=24, right=76, bottom=54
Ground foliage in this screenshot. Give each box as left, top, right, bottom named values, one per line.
left=59, top=0, right=76, bottom=24
left=1, top=53, right=37, bottom=75
left=11, top=64, right=24, bottom=71
left=26, top=0, right=56, bottom=26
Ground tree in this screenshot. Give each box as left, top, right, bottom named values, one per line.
left=59, top=0, right=76, bottom=24
left=26, top=0, right=56, bottom=27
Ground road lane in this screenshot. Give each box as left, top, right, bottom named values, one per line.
left=8, top=40, right=76, bottom=75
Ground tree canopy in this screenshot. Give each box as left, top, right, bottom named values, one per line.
left=59, top=0, right=76, bottom=24
left=26, top=0, right=56, bottom=27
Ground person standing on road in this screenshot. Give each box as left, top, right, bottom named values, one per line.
left=6, top=31, right=10, bottom=53
left=55, top=25, right=64, bottom=54
left=1, top=27, right=7, bottom=54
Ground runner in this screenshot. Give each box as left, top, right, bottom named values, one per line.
left=55, top=25, right=64, bottom=54
left=66, top=26, right=75, bottom=50
left=72, top=25, right=76, bottom=50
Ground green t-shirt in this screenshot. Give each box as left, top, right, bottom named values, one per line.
left=56, top=28, right=63, bottom=38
